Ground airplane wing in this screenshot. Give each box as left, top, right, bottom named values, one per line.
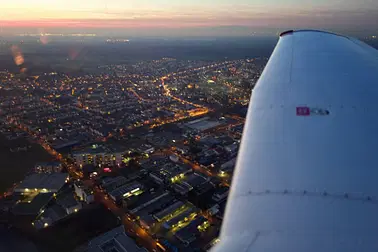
left=212, top=30, right=378, bottom=252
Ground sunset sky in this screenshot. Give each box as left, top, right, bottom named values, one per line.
left=1, top=0, right=378, bottom=36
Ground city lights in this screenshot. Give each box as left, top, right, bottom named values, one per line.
left=0, top=54, right=253, bottom=251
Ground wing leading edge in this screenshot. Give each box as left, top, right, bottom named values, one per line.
left=212, top=30, right=378, bottom=252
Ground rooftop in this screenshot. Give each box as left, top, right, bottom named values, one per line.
left=220, top=158, right=237, bottom=170
left=57, top=192, right=81, bottom=209
left=73, top=143, right=128, bottom=155
left=160, top=163, right=191, bottom=178
left=153, top=201, right=185, bottom=221
left=127, top=190, right=169, bottom=214
left=108, top=181, right=143, bottom=200
left=134, top=194, right=175, bottom=217
left=185, top=117, right=222, bottom=132
left=175, top=216, right=207, bottom=244
left=101, top=176, right=129, bottom=191
left=73, top=145, right=107, bottom=155
left=172, top=183, right=192, bottom=195
left=183, top=173, right=208, bottom=188
left=14, top=173, right=69, bottom=192
left=12, top=192, right=54, bottom=216
left=214, top=187, right=229, bottom=196
left=35, top=161, right=62, bottom=167
left=43, top=204, right=67, bottom=222
left=163, top=207, right=198, bottom=229
left=84, top=226, right=146, bottom=252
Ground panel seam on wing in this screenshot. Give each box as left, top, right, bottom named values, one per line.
left=235, top=189, right=378, bottom=205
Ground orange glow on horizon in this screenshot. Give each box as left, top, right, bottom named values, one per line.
left=0, top=2, right=299, bottom=30
left=0, top=18, right=252, bottom=29
left=1, top=1, right=377, bottom=33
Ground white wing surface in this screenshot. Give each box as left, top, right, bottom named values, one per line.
left=212, top=30, right=378, bottom=252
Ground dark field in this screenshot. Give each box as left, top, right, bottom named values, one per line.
left=33, top=204, right=119, bottom=252
left=0, top=135, right=54, bottom=193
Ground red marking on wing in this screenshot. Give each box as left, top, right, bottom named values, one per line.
left=296, top=107, right=310, bottom=116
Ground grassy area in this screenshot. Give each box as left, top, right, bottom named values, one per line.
left=0, top=135, right=54, bottom=193
left=33, top=204, right=119, bottom=252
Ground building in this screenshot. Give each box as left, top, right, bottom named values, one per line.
left=216, top=200, right=227, bottom=220
left=83, top=188, right=95, bottom=204
left=33, top=162, right=63, bottom=173
left=138, top=144, right=155, bottom=155
left=140, top=156, right=170, bottom=170
left=175, top=145, right=189, bottom=155
left=127, top=191, right=170, bottom=214
left=172, top=173, right=209, bottom=195
left=192, top=181, right=214, bottom=198
left=135, top=198, right=179, bottom=231
left=182, top=173, right=209, bottom=188
left=149, top=172, right=165, bottom=185
left=198, top=156, right=216, bottom=167
left=100, top=176, right=128, bottom=191
left=153, top=201, right=185, bottom=222
left=80, top=225, right=147, bottom=252
left=207, top=204, right=220, bottom=216
left=12, top=192, right=54, bottom=216
left=219, top=158, right=237, bottom=175
left=132, top=195, right=176, bottom=229
left=108, top=181, right=143, bottom=202
left=34, top=204, right=67, bottom=230
left=224, top=143, right=239, bottom=156
left=163, top=207, right=198, bottom=230
left=175, top=216, right=207, bottom=245
left=56, top=193, right=82, bottom=215
left=52, top=139, right=81, bottom=150
left=199, top=136, right=221, bottom=147
left=149, top=163, right=192, bottom=185
left=212, top=187, right=229, bottom=202
left=72, top=144, right=124, bottom=167
left=172, top=183, right=192, bottom=195
left=139, top=214, right=156, bottom=230
left=74, top=182, right=94, bottom=204
left=184, top=117, right=223, bottom=132
left=14, top=173, right=69, bottom=193
left=218, top=135, right=235, bottom=146
left=34, top=216, right=53, bottom=230
left=169, top=155, right=179, bottom=163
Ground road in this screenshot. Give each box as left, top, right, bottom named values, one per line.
left=127, top=88, right=154, bottom=102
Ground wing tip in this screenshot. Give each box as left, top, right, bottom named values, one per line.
left=279, top=30, right=294, bottom=37
left=280, top=29, right=350, bottom=40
